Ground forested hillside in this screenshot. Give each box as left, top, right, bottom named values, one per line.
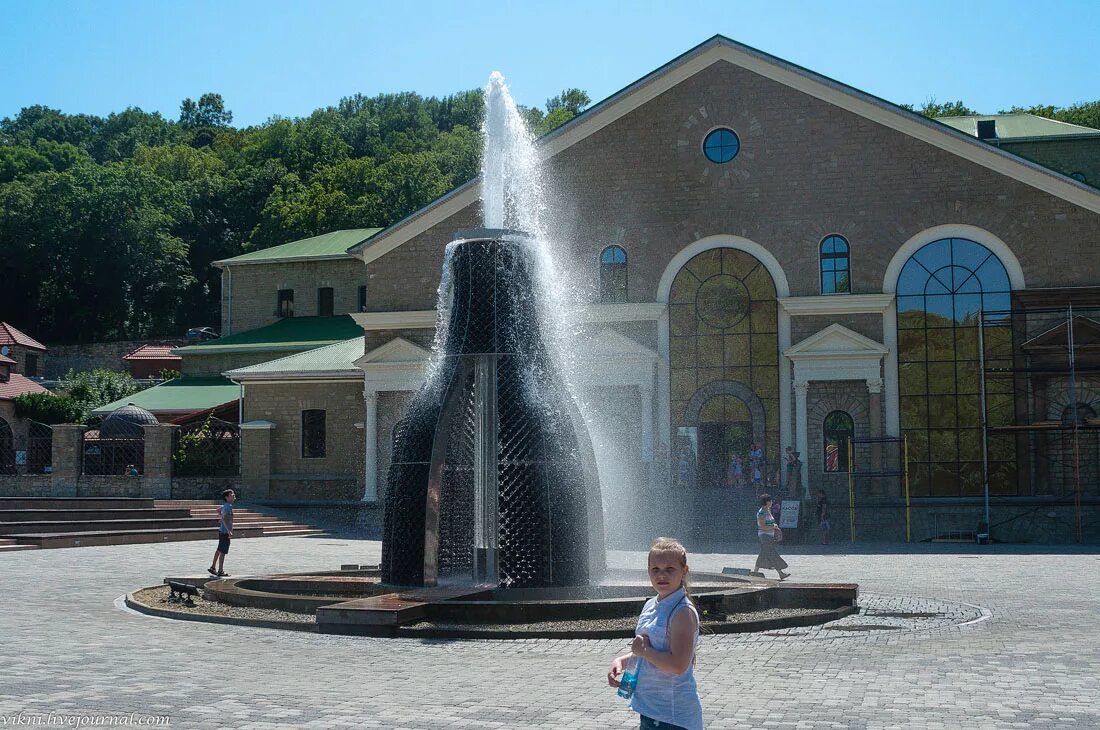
left=0, top=90, right=1095, bottom=345
left=0, top=89, right=589, bottom=344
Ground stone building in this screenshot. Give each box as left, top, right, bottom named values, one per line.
left=166, top=36, right=1100, bottom=541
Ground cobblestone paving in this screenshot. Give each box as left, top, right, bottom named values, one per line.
left=0, top=537, right=1098, bottom=729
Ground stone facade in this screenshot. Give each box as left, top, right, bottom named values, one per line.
left=221, top=258, right=368, bottom=336
left=44, top=340, right=184, bottom=379
left=239, top=378, right=360, bottom=481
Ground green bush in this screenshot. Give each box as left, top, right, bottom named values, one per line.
left=60, top=368, right=141, bottom=410
left=12, top=392, right=87, bottom=424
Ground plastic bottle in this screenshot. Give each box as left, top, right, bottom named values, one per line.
left=617, top=655, right=639, bottom=700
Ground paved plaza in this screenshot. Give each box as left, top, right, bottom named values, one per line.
left=1, top=536, right=1098, bottom=729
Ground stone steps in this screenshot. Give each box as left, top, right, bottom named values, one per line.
left=0, top=497, right=326, bottom=550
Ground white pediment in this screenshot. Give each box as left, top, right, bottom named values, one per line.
left=784, top=324, right=888, bottom=360
left=355, top=337, right=430, bottom=367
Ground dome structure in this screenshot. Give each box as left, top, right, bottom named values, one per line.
left=100, top=404, right=158, bottom=439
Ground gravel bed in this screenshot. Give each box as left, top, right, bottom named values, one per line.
left=131, top=585, right=315, bottom=626
left=405, top=607, right=824, bottom=634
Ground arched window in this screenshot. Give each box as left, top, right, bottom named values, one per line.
left=1061, top=403, right=1097, bottom=425
left=820, top=235, right=850, bottom=294
left=823, top=411, right=854, bottom=473
left=896, top=237, right=1013, bottom=497
left=599, top=245, right=627, bottom=303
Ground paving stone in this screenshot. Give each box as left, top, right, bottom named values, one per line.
left=0, top=538, right=1098, bottom=728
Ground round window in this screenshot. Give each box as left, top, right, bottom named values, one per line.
left=703, top=128, right=740, bottom=164
left=696, top=274, right=750, bottom=329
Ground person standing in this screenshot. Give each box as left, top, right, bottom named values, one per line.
left=208, top=489, right=235, bottom=577
left=607, top=538, right=704, bottom=730
left=754, top=493, right=790, bottom=580
left=816, top=489, right=831, bottom=545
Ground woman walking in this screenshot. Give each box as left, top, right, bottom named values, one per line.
left=754, top=493, right=790, bottom=580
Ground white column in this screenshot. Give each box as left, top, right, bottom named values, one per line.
left=794, top=379, right=809, bottom=498
left=883, top=306, right=900, bottom=437
left=778, top=309, right=793, bottom=460
left=363, top=390, right=379, bottom=502
left=640, top=369, right=655, bottom=464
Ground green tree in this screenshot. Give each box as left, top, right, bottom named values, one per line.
left=901, top=98, right=979, bottom=117
left=179, top=93, right=233, bottom=129
left=12, top=392, right=87, bottom=424
left=61, top=368, right=142, bottom=411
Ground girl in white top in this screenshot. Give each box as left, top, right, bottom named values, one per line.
left=607, top=538, right=704, bottom=730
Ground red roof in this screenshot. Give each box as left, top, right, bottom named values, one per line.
left=122, top=344, right=182, bottom=361
left=0, top=373, right=48, bottom=400
left=0, top=322, right=46, bottom=351
left=0, top=354, right=15, bottom=365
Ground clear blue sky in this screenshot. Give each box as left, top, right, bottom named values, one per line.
left=2, top=0, right=1097, bottom=127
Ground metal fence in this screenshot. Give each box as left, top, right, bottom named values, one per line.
left=82, top=420, right=145, bottom=476
left=172, top=416, right=240, bottom=477
left=0, top=419, right=14, bottom=475
left=25, top=421, right=52, bottom=475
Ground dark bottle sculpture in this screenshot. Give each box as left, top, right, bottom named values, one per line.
left=381, top=229, right=604, bottom=588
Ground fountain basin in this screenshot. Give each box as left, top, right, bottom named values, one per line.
left=196, top=568, right=857, bottom=638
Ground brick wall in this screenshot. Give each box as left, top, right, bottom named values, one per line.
left=242, top=380, right=363, bottom=479
left=222, top=258, right=368, bottom=335
left=999, top=137, right=1100, bottom=189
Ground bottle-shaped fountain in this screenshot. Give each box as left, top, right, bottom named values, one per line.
left=381, top=228, right=604, bottom=589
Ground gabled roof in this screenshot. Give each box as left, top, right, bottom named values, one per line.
left=355, top=337, right=430, bottom=366
left=122, top=344, right=182, bottom=361
left=0, top=322, right=46, bottom=351
left=0, top=354, right=15, bottom=365
left=0, top=373, right=49, bottom=401
left=936, top=113, right=1100, bottom=141
left=349, top=35, right=1100, bottom=265
left=225, top=337, right=365, bottom=380
left=1023, top=316, right=1100, bottom=351
left=91, top=376, right=240, bottom=415
left=785, top=324, right=889, bottom=360
left=214, top=228, right=383, bottom=267
left=174, top=315, right=363, bottom=355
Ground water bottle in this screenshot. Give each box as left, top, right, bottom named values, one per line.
left=617, top=655, right=639, bottom=700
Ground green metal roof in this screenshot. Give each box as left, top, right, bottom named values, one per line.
left=214, top=228, right=383, bottom=266
left=225, top=337, right=364, bottom=380
left=175, top=316, right=363, bottom=355
left=91, top=377, right=239, bottom=415
left=935, top=113, right=1100, bottom=140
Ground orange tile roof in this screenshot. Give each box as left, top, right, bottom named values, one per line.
left=122, top=344, right=182, bottom=361
left=0, top=322, right=46, bottom=351
left=0, top=354, right=15, bottom=365
left=0, top=373, right=48, bottom=400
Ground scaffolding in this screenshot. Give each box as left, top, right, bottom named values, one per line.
left=846, top=435, right=910, bottom=542
left=979, top=303, right=1100, bottom=543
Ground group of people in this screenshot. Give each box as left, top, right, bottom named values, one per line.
left=723, top=442, right=767, bottom=488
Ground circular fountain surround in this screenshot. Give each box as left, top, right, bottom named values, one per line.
left=200, top=568, right=859, bottom=638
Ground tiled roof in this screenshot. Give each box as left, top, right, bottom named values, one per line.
left=91, top=376, right=240, bottom=415
left=122, top=344, right=182, bottom=361
left=175, top=315, right=363, bottom=355
left=0, top=354, right=15, bottom=365
left=214, top=229, right=383, bottom=266
left=0, top=322, right=46, bottom=351
left=225, top=338, right=364, bottom=379
left=0, top=373, right=49, bottom=400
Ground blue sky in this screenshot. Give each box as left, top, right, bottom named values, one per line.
left=2, top=0, right=1097, bottom=127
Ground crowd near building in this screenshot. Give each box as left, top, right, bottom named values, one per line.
left=5, top=37, right=1100, bottom=542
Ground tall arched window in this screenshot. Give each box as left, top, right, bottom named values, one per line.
left=823, top=411, right=854, bottom=473
left=820, top=235, right=850, bottom=294
left=599, top=245, right=627, bottom=303
left=896, top=237, right=1013, bottom=497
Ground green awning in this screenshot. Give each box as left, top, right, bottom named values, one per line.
left=175, top=315, right=363, bottom=355
left=91, top=376, right=240, bottom=416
